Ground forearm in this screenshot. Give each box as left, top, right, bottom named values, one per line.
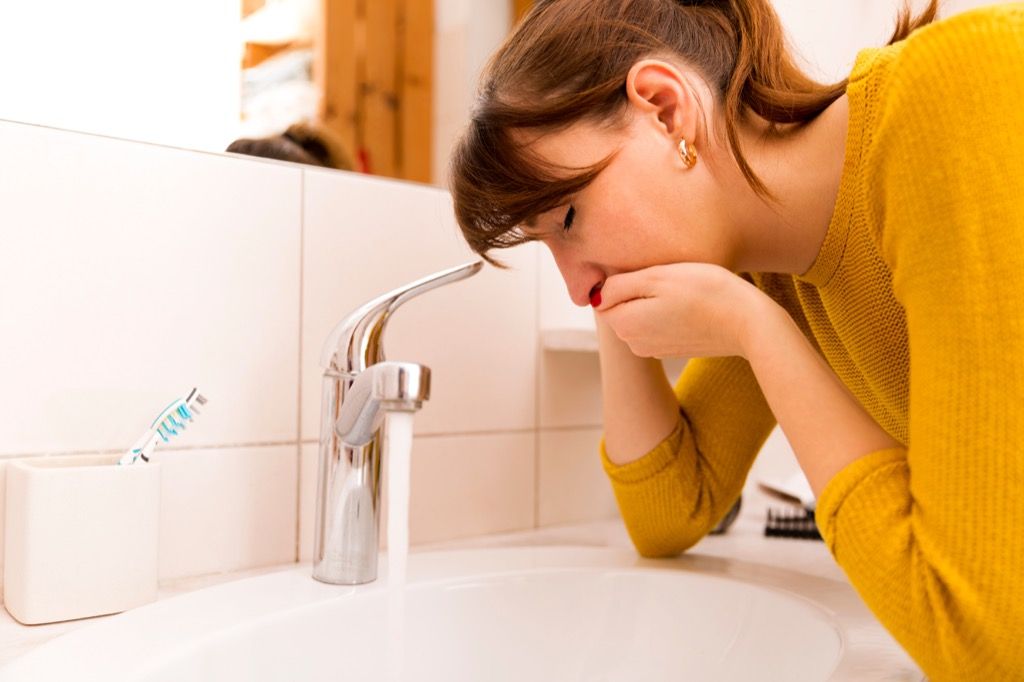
left=596, top=314, right=680, bottom=465
left=741, top=300, right=901, bottom=498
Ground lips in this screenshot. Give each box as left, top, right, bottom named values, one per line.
left=589, top=283, right=603, bottom=308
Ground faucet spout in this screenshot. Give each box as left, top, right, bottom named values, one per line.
left=312, top=261, right=483, bottom=585
left=320, top=260, right=483, bottom=374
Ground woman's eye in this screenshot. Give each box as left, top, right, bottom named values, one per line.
left=562, top=205, right=576, bottom=232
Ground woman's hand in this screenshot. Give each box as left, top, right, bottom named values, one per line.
left=593, top=263, right=773, bottom=360
left=594, top=261, right=902, bottom=496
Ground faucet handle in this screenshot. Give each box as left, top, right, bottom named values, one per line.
left=334, top=361, right=431, bottom=447
left=320, top=260, right=484, bottom=373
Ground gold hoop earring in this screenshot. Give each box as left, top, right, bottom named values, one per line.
left=678, top=138, right=698, bottom=169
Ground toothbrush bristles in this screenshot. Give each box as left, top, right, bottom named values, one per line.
left=130, top=390, right=206, bottom=462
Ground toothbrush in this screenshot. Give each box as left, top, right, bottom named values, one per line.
left=118, top=388, right=208, bottom=466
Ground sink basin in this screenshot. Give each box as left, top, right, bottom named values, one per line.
left=0, top=547, right=844, bottom=681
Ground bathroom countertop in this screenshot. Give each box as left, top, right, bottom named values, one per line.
left=0, top=486, right=925, bottom=680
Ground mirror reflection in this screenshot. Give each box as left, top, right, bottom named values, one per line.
left=0, top=0, right=995, bottom=187
left=0, top=0, right=521, bottom=186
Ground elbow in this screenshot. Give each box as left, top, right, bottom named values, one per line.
left=634, top=543, right=688, bottom=560
left=620, top=496, right=726, bottom=558
left=627, top=524, right=706, bottom=559
left=611, top=476, right=730, bottom=559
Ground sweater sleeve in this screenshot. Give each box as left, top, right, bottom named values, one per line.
left=814, top=8, right=1024, bottom=678
left=601, top=354, right=776, bottom=557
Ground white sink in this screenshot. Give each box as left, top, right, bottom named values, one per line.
left=0, top=547, right=844, bottom=681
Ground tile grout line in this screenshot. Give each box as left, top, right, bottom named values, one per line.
left=290, top=423, right=602, bottom=444
left=0, top=425, right=607, bottom=460
left=0, top=441, right=306, bottom=459
left=295, top=169, right=306, bottom=563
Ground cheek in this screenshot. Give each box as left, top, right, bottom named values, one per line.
left=588, top=182, right=675, bottom=268
left=599, top=150, right=661, bottom=204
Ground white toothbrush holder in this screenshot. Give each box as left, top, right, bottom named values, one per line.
left=3, top=454, right=160, bottom=625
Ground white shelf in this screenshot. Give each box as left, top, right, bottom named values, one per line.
left=540, top=328, right=598, bottom=353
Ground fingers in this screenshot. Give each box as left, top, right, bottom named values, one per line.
left=593, top=268, right=663, bottom=352
left=592, top=268, right=657, bottom=312
left=599, top=296, right=660, bottom=355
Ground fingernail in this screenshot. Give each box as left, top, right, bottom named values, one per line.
left=589, top=285, right=602, bottom=308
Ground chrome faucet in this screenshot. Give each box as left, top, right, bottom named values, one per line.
left=312, top=261, right=484, bottom=585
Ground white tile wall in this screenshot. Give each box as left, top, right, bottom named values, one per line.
left=538, top=248, right=595, bottom=333
left=0, top=120, right=308, bottom=596
left=538, top=428, right=618, bottom=527
left=539, top=350, right=603, bottom=430
left=152, top=445, right=298, bottom=580
left=0, top=120, right=302, bottom=456
left=540, top=348, right=687, bottom=430
left=298, top=443, right=317, bottom=562
left=404, top=432, right=536, bottom=546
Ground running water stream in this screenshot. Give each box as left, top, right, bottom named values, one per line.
left=385, top=411, right=414, bottom=682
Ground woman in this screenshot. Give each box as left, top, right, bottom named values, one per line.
left=449, top=0, right=1024, bottom=678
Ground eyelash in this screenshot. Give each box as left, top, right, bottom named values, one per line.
left=563, top=205, right=576, bottom=232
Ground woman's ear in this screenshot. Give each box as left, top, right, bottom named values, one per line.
left=625, top=59, right=698, bottom=142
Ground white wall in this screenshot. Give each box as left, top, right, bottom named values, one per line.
left=774, top=0, right=1009, bottom=82
left=432, top=0, right=512, bottom=185
left=0, top=0, right=240, bottom=152
left=0, top=121, right=302, bottom=581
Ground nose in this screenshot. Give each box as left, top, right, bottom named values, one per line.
left=546, top=243, right=601, bottom=307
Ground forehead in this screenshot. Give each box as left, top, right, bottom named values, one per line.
left=515, top=120, right=627, bottom=231
left=518, top=120, right=623, bottom=172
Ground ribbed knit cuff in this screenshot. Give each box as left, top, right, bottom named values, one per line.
left=815, top=446, right=909, bottom=550
left=600, top=419, right=685, bottom=485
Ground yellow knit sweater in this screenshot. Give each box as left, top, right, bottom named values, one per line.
left=600, top=5, right=1024, bottom=679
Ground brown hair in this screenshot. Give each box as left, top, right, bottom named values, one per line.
left=227, top=121, right=354, bottom=170
left=449, top=0, right=939, bottom=266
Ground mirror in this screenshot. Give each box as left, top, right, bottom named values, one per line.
left=0, top=0, right=516, bottom=186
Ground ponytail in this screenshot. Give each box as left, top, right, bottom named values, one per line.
left=714, top=0, right=939, bottom=196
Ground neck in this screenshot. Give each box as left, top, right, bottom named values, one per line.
left=716, top=96, right=850, bottom=276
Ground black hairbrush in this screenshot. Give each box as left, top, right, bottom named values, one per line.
left=765, top=506, right=822, bottom=541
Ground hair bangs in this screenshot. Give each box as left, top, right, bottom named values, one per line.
left=449, top=110, right=613, bottom=267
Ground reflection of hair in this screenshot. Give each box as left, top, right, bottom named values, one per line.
left=227, top=122, right=354, bottom=170
left=449, top=0, right=938, bottom=266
